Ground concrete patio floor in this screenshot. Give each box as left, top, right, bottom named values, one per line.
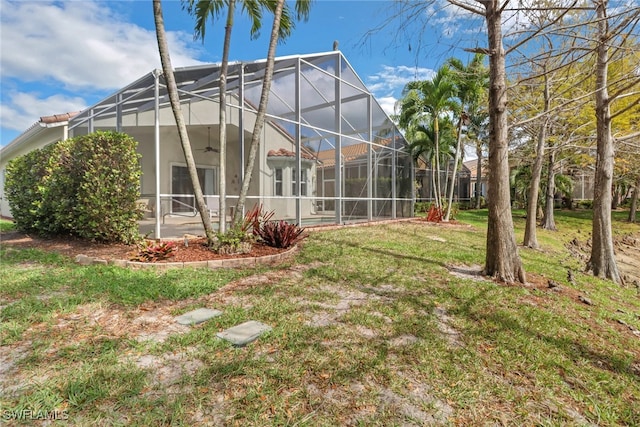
left=139, top=213, right=341, bottom=240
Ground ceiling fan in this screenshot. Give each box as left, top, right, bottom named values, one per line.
left=200, top=127, right=219, bottom=153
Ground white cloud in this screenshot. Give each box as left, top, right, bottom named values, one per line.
left=366, top=64, right=435, bottom=98
left=0, top=0, right=204, bottom=90
left=0, top=0, right=206, bottom=145
left=1, top=92, right=87, bottom=132
left=364, top=64, right=436, bottom=124
left=377, top=96, right=398, bottom=118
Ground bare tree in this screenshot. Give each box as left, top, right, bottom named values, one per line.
left=588, top=0, right=622, bottom=283
left=369, top=0, right=527, bottom=282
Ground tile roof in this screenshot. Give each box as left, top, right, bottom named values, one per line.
left=315, top=136, right=402, bottom=168
left=39, top=111, right=80, bottom=124
left=267, top=148, right=315, bottom=161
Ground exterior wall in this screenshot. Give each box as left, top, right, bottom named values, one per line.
left=264, top=156, right=317, bottom=220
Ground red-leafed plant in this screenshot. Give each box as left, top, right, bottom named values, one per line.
left=131, top=240, right=176, bottom=262
left=426, top=204, right=443, bottom=223
left=256, top=220, right=305, bottom=249
left=242, top=203, right=275, bottom=236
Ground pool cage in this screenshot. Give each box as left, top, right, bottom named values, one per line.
left=67, top=51, right=414, bottom=238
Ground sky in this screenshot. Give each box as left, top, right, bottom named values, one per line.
left=0, top=0, right=487, bottom=147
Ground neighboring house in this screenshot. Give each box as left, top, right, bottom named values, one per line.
left=414, top=158, right=473, bottom=204
left=463, top=158, right=487, bottom=203
left=568, top=166, right=595, bottom=201
left=0, top=51, right=413, bottom=238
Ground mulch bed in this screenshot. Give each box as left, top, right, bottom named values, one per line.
left=0, top=231, right=288, bottom=263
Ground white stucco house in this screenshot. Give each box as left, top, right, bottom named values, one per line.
left=0, top=51, right=414, bottom=238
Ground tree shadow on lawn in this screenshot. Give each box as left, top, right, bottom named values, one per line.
left=315, top=234, right=448, bottom=269
left=449, top=286, right=640, bottom=383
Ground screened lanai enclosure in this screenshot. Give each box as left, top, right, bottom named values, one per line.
left=67, top=51, right=414, bottom=238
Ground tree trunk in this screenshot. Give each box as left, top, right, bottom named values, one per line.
left=431, top=158, right=437, bottom=204
left=475, top=141, right=483, bottom=209
left=629, top=176, right=639, bottom=222
left=153, top=0, right=215, bottom=243
left=218, top=0, right=236, bottom=234
left=483, top=1, right=526, bottom=284
left=523, top=122, right=546, bottom=248
left=588, top=0, right=622, bottom=284
left=434, top=120, right=442, bottom=209
left=444, top=117, right=464, bottom=221
left=611, top=185, right=621, bottom=210
left=523, top=71, right=551, bottom=247
left=541, top=150, right=557, bottom=230
left=233, top=0, right=285, bottom=224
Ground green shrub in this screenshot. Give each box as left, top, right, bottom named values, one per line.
left=575, top=199, right=593, bottom=209
left=5, top=131, right=142, bottom=244
left=414, top=201, right=430, bottom=215
left=5, top=149, right=46, bottom=233
left=470, top=196, right=486, bottom=209
left=69, top=132, right=142, bottom=243
left=212, top=224, right=254, bottom=255
left=443, top=201, right=460, bottom=219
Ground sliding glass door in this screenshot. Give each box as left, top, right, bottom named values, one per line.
left=171, top=165, right=217, bottom=213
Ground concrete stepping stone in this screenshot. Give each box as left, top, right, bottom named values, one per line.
left=217, top=320, right=272, bottom=346
left=176, top=308, right=223, bottom=325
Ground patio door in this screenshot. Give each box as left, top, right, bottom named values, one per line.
left=171, top=165, right=217, bottom=212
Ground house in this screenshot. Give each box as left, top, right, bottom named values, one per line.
left=463, top=158, right=487, bottom=203
left=414, top=157, right=473, bottom=204
left=0, top=51, right=414, bottom=238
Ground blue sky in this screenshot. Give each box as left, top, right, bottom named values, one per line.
left=0, top=0, right=486, bottom=147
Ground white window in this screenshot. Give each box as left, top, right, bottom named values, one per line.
left=274, top=168, right=283, bottom=196
left=292, top=168, right=307, bottom=196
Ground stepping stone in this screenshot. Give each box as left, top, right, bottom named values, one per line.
left=217, top=321, right=272, bottom=347
left=176, top=308, right=223, bottom=325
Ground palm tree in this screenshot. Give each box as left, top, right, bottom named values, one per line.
left=153, top=0, right=216, bottom=244
left=444, top=54, right=488, bottom=221
left=184, top=0, right=307, bottom=232
left=406, top=117, right=456, bottom=203
left=184, top=0, right=267, bottom=234
left=398, top=67, right=457, bottom=209
left=232, top=0, right=312, bottom=224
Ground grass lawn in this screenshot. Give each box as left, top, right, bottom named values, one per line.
left=1, top=211, right=639, bottom=425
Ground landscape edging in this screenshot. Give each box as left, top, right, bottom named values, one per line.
left=75, top=244, right=300, bottom=270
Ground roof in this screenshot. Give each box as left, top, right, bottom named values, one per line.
left=1, top=111, right=80, bottom=160
left=315, top=136, right=403, bottom=168
left=67, top=51, right=403, bottom=150
left=267, top=148, right=315, bottom=161
left=40, top=112, right=80, bottom=124
left=464, top=159, right=482, bottom=179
